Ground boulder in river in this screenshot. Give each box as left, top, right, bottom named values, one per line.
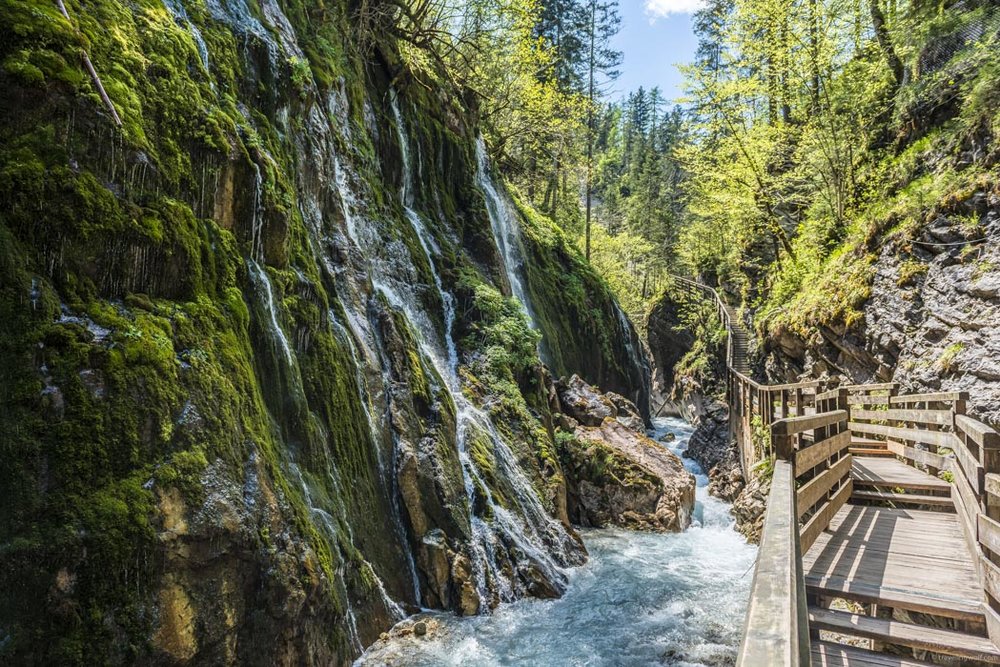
left=606, top=391, right=646, bottom=432
left=556, top=374, right=618, bottom=426
left=558, top=419, right=695, bottom=532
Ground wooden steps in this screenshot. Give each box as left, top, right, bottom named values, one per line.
left=850, top=447, right=896, bottom=457
left=805, top=577, right=984, bottom=622
left=851, top=489, right=954, bottom=508
left=809, top=607, right=1000, bottom=664
left=849, top=439, right=895, bottom=457
left=811, top=640, right=936, bottom=666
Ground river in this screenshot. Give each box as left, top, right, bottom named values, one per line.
left=357, top=417, right=756, bottom=666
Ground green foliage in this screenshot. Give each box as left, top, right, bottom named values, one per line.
left=936, top=342, right=964, bottom=373
left=468, top=283, right=542, bottom=384
left=750, top=415, right=772, bottom=465
left=897, top=259, right=928, bottom=287
left=675, top=0, right=1000, bottom=342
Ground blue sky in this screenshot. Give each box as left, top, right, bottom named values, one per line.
left=608, top=0, right=702, bottom=104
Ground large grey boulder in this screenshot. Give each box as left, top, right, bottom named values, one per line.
left=558, top=419, right=695, bottom=532
left=556, top=374, right=618, bottom=426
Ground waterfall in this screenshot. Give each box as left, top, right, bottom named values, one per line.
left=379, top=93, right=578, bottom=607
left=358, top=418, right=757, bottom=666
left=162, top=0, right=211, bottom=75
left=246, top=259, right=293, bottom=365
left=330, top=312, right=423, bottom=605
left=474, top=138, right=540, bottom=333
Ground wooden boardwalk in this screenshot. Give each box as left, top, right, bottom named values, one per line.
left=802, top=454, right=1000, bottom=664
left=736, top=391, right=1000, bottom=666
left=668, top=275, right=1000, bottom=665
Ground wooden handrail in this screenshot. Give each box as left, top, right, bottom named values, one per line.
left=773, top=410, right=849, bottom=436
left=890, top=391, right=969, bottom=405
left=737, top=460, right=810, bottom=667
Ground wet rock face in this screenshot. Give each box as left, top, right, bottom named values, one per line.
left=645, top=292, right=742, bottom=501
left=646, top=294, right=697, bottom=403
left=731, top=473, right=770, bottom=544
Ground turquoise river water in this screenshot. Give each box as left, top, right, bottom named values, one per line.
left=357, top=417, right=757, bottom=666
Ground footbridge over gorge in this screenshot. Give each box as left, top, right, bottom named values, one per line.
left=670, top=276, right=1000, bottom=666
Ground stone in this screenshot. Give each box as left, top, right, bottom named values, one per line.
left=555, top=412, right=579, bottom=432
left=732, top=471, right=771, bottom=544
left=556, top=374, right=617, bottom=426
left=606, top=391, right=646, bottom=432
left=413, top=621, right=427, bottom=637
left=560, top=419, right=695, bottom=532
left=451, top=554, right=481, bottom=616
left=660, top=432, right=675, bottom=442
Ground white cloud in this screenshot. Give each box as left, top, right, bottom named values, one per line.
left=644, top=0, right=705, bottom=20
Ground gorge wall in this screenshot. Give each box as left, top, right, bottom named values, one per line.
left=765, top=150, right=1000, bottom=428
left=0, top=0, right=649, bottom=663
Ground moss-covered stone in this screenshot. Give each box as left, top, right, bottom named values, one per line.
left=0, top=0, right=647, bottom=661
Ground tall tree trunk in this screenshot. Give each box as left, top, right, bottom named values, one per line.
left=585, top=0, right=596, bottom=260
left=528, top=155, right=536, bottom=202
left=871, top=0, right=904, bottom=87
left=810, top=0, right=821, bottom=113
left=780, top=11, right=791, bottom=123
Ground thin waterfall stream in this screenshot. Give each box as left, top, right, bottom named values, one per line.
left=357, top=417, right=757, bottom=666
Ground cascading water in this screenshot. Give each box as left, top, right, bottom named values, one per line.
left=246, top=259, right=293, bottom=365
left=377, top=92, right=580, bottom=606
left=329, top=312, right=423, bottom=605
left=162, top=0, right=211, bottom=75
left=475, top=139, right=540, bottom=333
left=249, top=162, right=265, bottom=261
left=358, top=417, right=757, bottom=666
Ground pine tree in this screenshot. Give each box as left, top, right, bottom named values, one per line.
left=583, top=0, right=621, bottom=260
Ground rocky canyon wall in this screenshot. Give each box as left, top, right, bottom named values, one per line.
left=0, top=1, right=648, bottom=663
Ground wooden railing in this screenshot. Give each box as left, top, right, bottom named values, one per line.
left=667, top=275, right=825, bottom=478
left=666, top=276, right=1000, bottom=663
left=738, top=382, right=1000, bottom=665
left=738, top=394, right=851, bottom=665
left=738, top=459, right=810, bottom=666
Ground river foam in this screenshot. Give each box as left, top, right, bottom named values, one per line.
left=357, top=417, right=756, bottom=666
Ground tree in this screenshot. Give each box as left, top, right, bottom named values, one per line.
left=582, top=0, right=621, bottom=259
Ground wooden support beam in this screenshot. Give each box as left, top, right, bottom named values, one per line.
left=795, top=431, right=851, bottom=476
left=891, top=391, right=970, bottom=405
left=800, top=479, right=852, bottom=553
left=851, top=408, right=954, bottom=426
left=849, top=421, right=955, bottom=448
left=774, top=410, right=848, bottom=437
left=797, top=454, right=852, bottom=519
left=957, top=414, right=1000, bottom=450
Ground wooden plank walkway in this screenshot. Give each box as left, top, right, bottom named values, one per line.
left=850, top=457, right=951, bottom=493
left=803, top=503, right=983, bottom=619
left=811, top=640, right=936, bottom=666
left=800, top=455, right=999, bottom=664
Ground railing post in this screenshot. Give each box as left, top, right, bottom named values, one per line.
left=837, top=387, right=849, bottom=437
left=773, top=421, right=794, bottom=462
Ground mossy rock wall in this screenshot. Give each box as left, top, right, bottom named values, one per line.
left=513, top=199, right=652, bottom=419
left=0, top=0, right=639, bottom=663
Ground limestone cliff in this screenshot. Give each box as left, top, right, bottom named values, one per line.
left=0, top=1, right=649, bottom=663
